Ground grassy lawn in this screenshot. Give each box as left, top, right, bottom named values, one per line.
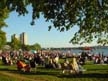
left=0, top=60, right=108, bottom=81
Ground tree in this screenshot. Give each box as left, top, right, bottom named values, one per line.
left=21, top=44, right=31, bottom=51
left=0, top=7, right=9, bottom=49
left=20, top=43, right=41, bottom=51
left=10, top=35, right=21, bottom=50
left=1, top=0, right=108, bottom=45
left=0, top=30, right=6, bottom=49
left=31, top=43, right=41, bottom=51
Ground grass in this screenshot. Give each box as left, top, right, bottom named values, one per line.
left=0, top=60, right=108, bottom=81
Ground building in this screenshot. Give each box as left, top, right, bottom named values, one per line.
left=11, top=34, right=18, bottom=40
left=20, top=32, right=28, bottom=45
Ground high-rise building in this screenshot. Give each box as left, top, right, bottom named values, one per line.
left=20, top=32, right=28, bottom=45
left=11, top=34, right=18, bottom=40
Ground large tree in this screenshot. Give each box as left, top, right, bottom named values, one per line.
left=0, top=6, right=9, bottom=49
left=0, top=30, right=6, bottom=49
left=0, top=0, right=108, bottom=45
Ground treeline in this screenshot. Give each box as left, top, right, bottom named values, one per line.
left=43, top=46, right=108, bottom=50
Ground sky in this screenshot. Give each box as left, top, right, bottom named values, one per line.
left=2, top=6, right=97, bottom=48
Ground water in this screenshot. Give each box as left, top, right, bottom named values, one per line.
left=62, top=48, right=108, bottom=56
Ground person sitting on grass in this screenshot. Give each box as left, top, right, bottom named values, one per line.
left=62, top=57, right=85, bottom=74
left=29, top=58, right=37, bottom=72
left=70, top=57, right=80, bottom=74
left=62, top=58, right=71, bottom=74
left=16, top=60, right=30, bottom=72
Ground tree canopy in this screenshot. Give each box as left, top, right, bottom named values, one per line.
left=21, top=43, right=41, bottom=51
left=0, top=7, right=9, bottom=48
left=0, top=30, right=6, bottom=49
left=0, top=0, right=108, bottom=45
left=31, top=43, right=41, bottom=51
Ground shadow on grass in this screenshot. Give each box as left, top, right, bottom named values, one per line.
left=87, top=69, right=108, bottom=71
left=58, top=73, right=108, bottom=78
left=13, top=71, right=108, bottom=79
left=19, top=71, right=60, bottom=76
left=0, top=68, right=17, bottom=72
left=0, top=67, right=60, bottom=76
left=0, top=66, right=108, bottom=79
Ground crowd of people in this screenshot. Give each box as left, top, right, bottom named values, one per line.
left=0, top=50, right=108, bottom=74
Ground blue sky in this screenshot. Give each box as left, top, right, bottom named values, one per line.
left=2, top=6, right=96, bottom=48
